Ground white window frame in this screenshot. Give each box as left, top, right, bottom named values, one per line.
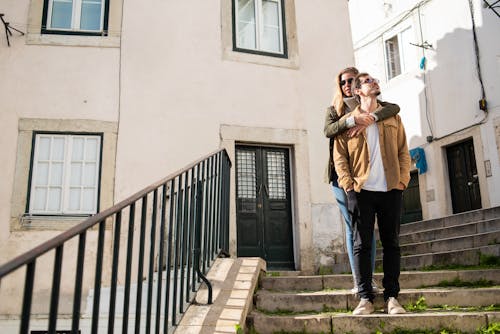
left=384, top=26, right=413, bottom=81
left=28, top=133, right=102, bottom=216
left=46, top=0, right=105, bottom=33
left=234, top=0, right=286, bottom=56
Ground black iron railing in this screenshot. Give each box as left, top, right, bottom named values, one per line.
left=0, top=148, right=231, bottom=334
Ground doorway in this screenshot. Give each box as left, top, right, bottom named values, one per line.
left=446, top=139, right=482, bottom=214
left=401, top=170, right=423, bottom=223
left=235, top=145, right=295, bottom=269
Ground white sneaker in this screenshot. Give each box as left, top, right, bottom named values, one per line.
left=353, top=298, right=375, bottom=315
left=387, top=297, right=406, bottom=314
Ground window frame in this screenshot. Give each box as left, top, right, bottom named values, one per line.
left=384, top=26, right=413, bottom=81
left=41, top=0, right=110, bottom=36
left=232, top=0, right=288, bottom=58
left=26, top=131, right=103, bottom=217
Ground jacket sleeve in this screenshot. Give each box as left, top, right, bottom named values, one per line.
left=324, top=106, right=350, bottom=138
left=374, top=101, right=400, bottom=121
left=397, top=115, right=411, bottom=187
left=333, top=133, right=353, bottom=190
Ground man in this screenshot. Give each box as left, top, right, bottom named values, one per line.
left=333, top=73, right=411, bottom=315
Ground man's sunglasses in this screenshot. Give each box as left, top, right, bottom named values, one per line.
left=340, top=78, right=354, bottom=86
left=361, top=78, right=380, bottom=85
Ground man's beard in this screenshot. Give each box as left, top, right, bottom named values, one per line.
left=375, top=90, right=381, bottom=96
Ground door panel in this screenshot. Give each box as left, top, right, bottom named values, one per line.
left=401, top=171, right=422, bottom=224
left=236, top=146, right=294, bottom=269
left=446, top=139, right=482, bottom=214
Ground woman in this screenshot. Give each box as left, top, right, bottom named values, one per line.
left=324, top=67, right=400, bottom=293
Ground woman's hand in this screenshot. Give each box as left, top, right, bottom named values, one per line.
left=354, top=113, right=376, bottom=126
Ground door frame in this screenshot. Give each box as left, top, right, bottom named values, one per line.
left=220, top=124, right=313, bottom=272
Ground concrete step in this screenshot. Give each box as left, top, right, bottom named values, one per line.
left=254, top=287, right=500, bottom=313
left=397, top=244, right=500, bottom=270
left=399, top=217, right=500, bottom=244
left=398, top=230, right=500, bottom=256
left=260, top=269, right=500, bottom=291
left=400, top=206, right=500, bottom=235
left=247, top=310, right=500, bottom=334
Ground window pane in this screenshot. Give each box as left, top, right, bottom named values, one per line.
left=48, top=188, right=62, bottom=211
left=82, top=188, right=95, bottom=211
left=261, top=0, right=281, bottom=52
left=85, top=138, right=99, bottom=161
left=71, top=162, right=83, bottom=186
left=51, top=162, right=64, bottom=186
left=237, top=0, right=256, bottom=49
left=385, top=36, right=401, bottom=79
left=69, top=188, right=81, bottom=211
left=83, top=163, right=97, bottom=186
left=80, top=0, right=102, bottom=31
left=72, top=138, right=84, bottom=160
left=236, top=150, right=256, bottom=199
left=33, top=188, right=47, bottom=211
left=38, top=137, right=51, bottom=160
left=52, top=137, right=65, bottom=160
left=51, top=0, right=73, bottom=29
left=35, top=162, right=49, bottom=186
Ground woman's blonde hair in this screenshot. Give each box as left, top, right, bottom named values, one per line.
left=331, top=67, right=359, bottom=117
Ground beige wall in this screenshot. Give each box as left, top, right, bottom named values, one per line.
left=1, top=0, right=355, bottom=318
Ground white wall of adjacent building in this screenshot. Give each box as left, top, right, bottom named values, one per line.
left=349, top=0, right=500, bottom=218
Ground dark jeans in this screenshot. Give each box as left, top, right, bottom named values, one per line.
left=352, top=189, right=403, bottom=302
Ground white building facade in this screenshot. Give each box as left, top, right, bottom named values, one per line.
left=349, top=0, right=500, bottom=220
left=0, top=0, right=356, bottom=319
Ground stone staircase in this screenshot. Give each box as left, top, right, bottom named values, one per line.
left=246, top=207, right=500, bottom=333
left=393, top=206, right=500, bottom=270
left=247, top=269, right=500, bottom=334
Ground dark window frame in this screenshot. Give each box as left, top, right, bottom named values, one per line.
left=41, top=0, right=110, bottom=36
left=231, top=0, right=288, bottom=59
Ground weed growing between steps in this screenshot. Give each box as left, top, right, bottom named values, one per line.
left=404, top=296, right=500, bottom=313
left=418, top=254, right=500, bottom=271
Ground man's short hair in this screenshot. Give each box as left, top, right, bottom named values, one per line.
left=354, top=72, right=370, bottom=89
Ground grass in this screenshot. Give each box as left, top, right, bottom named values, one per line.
left=418, top=278, right=495, bottom=288
left=418, top=254, right=500, bottom=271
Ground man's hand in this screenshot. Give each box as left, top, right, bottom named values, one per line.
left=396, top=182, right=406, bottom=190
left=354, top=113, right=376, bottom=126
left=347, top=125, right=367, bottom=137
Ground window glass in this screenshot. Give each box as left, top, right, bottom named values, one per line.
left=29, top=134, right=101, bottom=215
left=235, top=0, right=285, bottom=55
left=51, top=0, right=73, bottom=29
left=237, top=0, right=257, bottom=50
left=81, top=0, right=102, bottom=30
left=385, top=35, right=401, bottom=80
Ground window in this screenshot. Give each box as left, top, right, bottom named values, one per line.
left=233, top=0, right=287, bottom=57
left=384, top=27, right=415, bottom=80
left=28, top=133, right=102, bottom=215
left=42, top=0, right=109, bottom=35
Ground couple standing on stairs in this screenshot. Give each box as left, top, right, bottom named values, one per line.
left=324, top=67, right=411, bottom=315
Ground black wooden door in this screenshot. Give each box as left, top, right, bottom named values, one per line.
left=401, top=170, right=423, bottom=224
left=446, top=139, right=482, bottom=213
left=235, top=146, right=294, bottom=269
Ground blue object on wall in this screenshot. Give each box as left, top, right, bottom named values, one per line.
left=419, top=56, right=426, bottom=70
left=409, top=147, right=427, bottom=174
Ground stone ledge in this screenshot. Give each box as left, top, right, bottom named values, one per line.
left=176, top=257, right=266, bottom=333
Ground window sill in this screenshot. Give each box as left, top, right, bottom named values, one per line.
left=223, top=46, right=299, bottom=69
left=17, top=214, right=93, bottom=231
left=26, top=33, right=120, bottom=48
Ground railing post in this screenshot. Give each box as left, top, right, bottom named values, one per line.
left=194, top=178, right=213, bottom=304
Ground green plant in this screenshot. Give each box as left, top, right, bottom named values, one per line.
left=267, top=271, right=281, bottom=277
left=318, top=266, right=334, bottom=275
left=477, top=322, right=500, bottom=334
left=434, top=277, right=494, bottom=288
left=480, top=254, right=500, bottom=266
left=235, top=324, right=243, bottom=334
left=405, top=296, right=427, bottom=312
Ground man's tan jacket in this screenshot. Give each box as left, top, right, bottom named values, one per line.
left=333, top=106, right=411, bottom=192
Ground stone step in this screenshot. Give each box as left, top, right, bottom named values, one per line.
left=260, top=269, right=500, bottom=291
left=399, top=217, right=500, bottom=244
left=247, top=311, right=500, bottom=334
left=398, top=230, right=500, bottom=256
left=254, top=287, right=500, bottom=313
left=397, top=244, right=500, bottom=270
left=400, top=206, right=500, bottom=235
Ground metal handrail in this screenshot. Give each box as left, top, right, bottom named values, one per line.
left=0, top=148, right=232, bottom=334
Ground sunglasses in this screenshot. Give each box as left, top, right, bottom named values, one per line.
left=361, top=78, right=380, bottom=85
left=340, top=78, right=354, bottom=86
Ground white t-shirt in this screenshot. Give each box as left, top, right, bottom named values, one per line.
left=362, top=122, right=388, bottom=191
